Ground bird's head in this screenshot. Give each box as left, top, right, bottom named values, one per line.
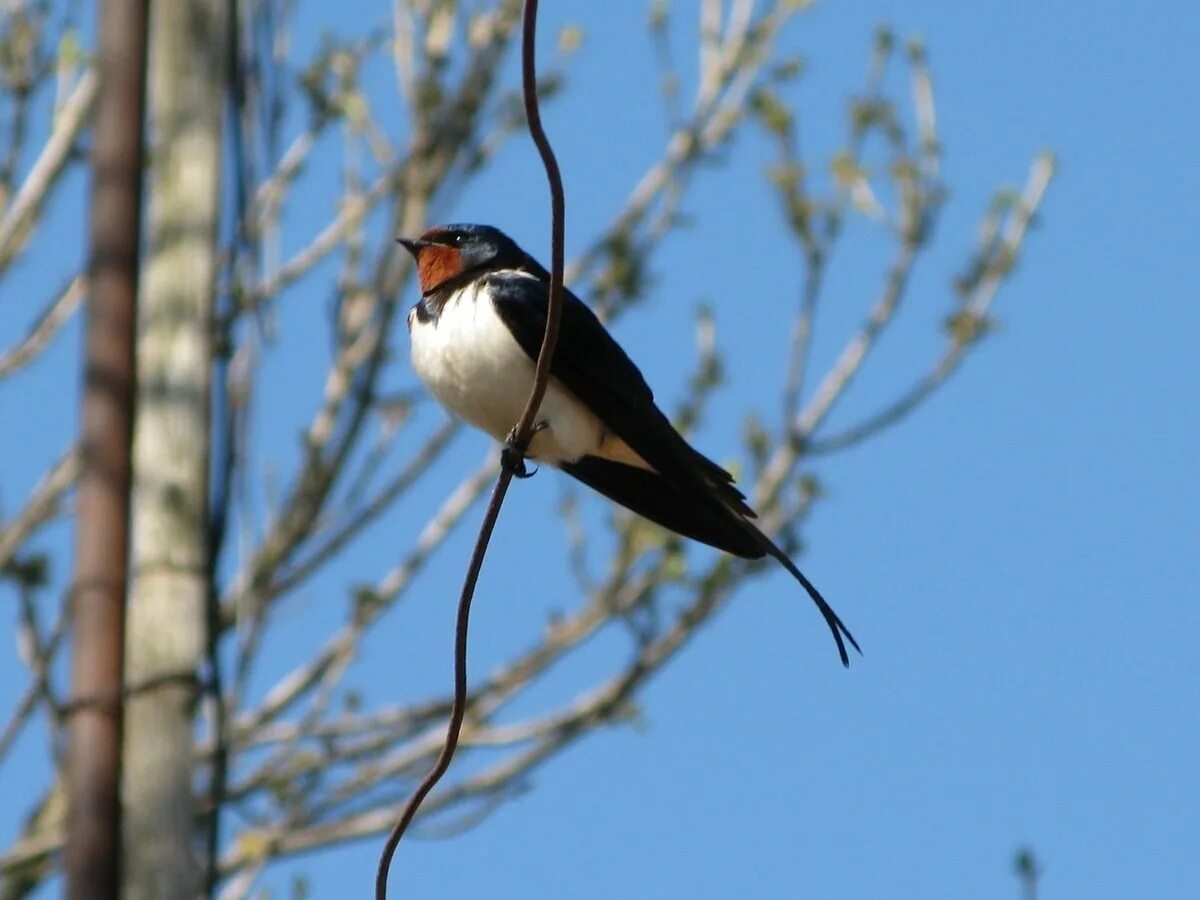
left=397, top=223, right=522, bottom=295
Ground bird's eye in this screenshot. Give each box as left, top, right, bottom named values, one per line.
left=452, top=234, right=464, bottom=245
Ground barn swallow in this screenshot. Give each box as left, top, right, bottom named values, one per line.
left=399, top=224, right=859, bottom=666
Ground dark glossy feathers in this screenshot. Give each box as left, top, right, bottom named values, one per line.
left=487, top=269, right=859, bottom=665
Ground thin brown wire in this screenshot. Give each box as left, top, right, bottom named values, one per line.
left=374, top=1, right=565, bottom=897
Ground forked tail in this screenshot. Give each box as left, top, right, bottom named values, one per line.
left=753, top=528, right=861, bottom=667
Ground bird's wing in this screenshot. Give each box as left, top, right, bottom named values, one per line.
left=559, top=455, right=763, bottom=556
left=489, top=270, right=859, bottom=666
left=486, top=272, right=751, bottom=515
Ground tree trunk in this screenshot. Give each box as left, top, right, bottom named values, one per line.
left=63, top=0, right=148, bottom=897
left=122, top=1, right=225, bottom=897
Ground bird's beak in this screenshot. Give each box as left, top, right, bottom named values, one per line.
left=396, top=236, right=422, bottom=257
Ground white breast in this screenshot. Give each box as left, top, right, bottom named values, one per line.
left=408, top=276, right=605, bottom=465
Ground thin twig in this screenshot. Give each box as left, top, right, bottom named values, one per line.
left=0, top=446, right=82, bottom=572
left=232, top=452, right=497, bottom=748
left=266, top=420, right=458, bottom=601
left=0, top=593, right=68, bottom=766
left=805, top=153, right=1055, bottom=455
left=0, top=275, right=84, bottom=378
left=0, top=69, right=98, bottom=275
left=374, top=2, right=565, bottom=896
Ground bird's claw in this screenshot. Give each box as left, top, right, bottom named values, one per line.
left=501, top=421, right=548, bottom=479
left=501, top=444, right=536, bottom=478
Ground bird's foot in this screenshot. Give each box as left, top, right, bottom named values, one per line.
left=501, top=421, right=547, bottom=479
left=501, top=444, right=535, bottom=478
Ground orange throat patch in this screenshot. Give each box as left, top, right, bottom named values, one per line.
left=417, top=245, right=464, bottom=294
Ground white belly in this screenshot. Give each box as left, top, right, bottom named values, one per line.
left=408, top=278, right=605, bottom=465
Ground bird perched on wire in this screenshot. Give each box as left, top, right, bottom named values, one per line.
left=398, top=223, right=859, bottom=666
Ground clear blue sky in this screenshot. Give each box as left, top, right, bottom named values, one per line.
left=2, top=2, right=1198, bottom=898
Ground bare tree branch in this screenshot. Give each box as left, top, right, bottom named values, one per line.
left=0, top=446, right=81, bottom=572
left=0, top=69, right=96, bottom=276
left=806, top=153, right=1056, bottom=455
left=0, top=275, right=84, bottom=378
